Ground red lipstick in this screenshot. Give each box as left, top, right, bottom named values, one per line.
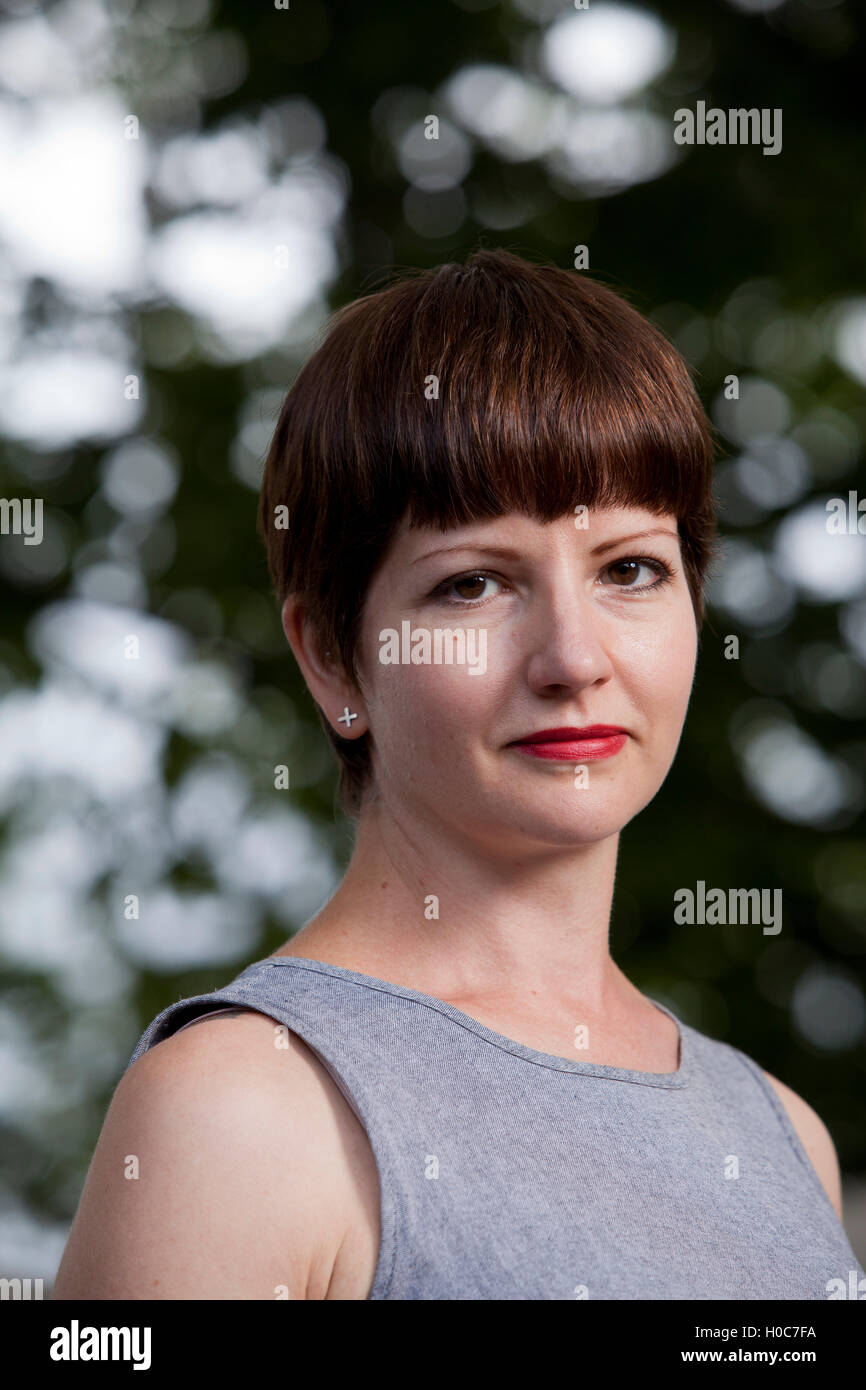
left=509, top=725, right=628, bottom=761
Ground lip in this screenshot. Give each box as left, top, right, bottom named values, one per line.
left=508, top=725, right=628, bottom=761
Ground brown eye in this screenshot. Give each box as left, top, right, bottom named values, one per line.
left=601, top=557, right=670, bottom=591
left=432, top=572, right=505, bottom=604
left=608, top=560, right=641, bottom=586
left=452, top=574, right=488, bottom=600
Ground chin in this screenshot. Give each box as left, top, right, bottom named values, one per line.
left=451, top=785, right=644, bottom=850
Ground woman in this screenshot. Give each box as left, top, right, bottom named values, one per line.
left=54, top=249, right=864, bottom=1300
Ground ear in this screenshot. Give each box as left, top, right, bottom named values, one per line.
left=280, top=597, right=368, bottom=738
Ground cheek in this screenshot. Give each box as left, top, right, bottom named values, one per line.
left=621, top=618, right=697, bottom=721
left=374, top=661, right=499, bottom=750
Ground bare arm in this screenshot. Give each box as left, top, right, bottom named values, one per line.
left=52, top=1010, right=362, bottom=1300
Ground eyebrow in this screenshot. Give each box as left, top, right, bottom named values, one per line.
left=412, top=527, right=680, bottom=564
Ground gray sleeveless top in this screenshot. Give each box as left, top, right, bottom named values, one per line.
left=126, top=955, right=865, bottom=1300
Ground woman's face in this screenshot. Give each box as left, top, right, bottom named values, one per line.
left=353, top=506, right=698, bottom=853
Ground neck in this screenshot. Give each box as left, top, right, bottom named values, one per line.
left=298, top=793, right=634, bottom=1014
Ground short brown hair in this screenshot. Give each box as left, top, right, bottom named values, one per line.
left=259, top=247, right=718, bottom=819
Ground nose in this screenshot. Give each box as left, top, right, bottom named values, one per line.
left=523, top=588, right=615, bottom=695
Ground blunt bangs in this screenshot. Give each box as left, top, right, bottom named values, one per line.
left=390, top=261, right=713, bottom=543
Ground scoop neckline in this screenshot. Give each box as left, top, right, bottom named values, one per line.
left=260, top=955, right=691, bottom=1089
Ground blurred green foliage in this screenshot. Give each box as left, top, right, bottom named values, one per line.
left=0, top=0, right=864, bottom=1276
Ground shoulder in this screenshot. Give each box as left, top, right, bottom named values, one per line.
left=759, top=1067, right=843, bottom=1220
left=53, top=1007, right=378, bottom=1299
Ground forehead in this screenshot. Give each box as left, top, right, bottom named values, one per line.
left=386, top=505, right=681, bottom=562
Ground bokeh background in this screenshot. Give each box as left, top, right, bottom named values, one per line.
left=1, top=0, right=865, bottom=1287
